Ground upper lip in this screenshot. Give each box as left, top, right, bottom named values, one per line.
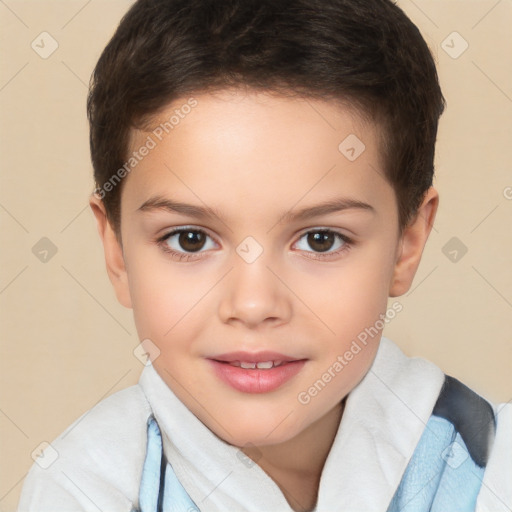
left=210, top=351, right=303, bottom=363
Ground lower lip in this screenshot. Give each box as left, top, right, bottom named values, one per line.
left=208, top=359, right=306, bottom=394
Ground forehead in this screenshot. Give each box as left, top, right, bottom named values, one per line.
left=123, top=88, right=393, bottom=221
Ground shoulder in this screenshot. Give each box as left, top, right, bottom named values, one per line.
left=432, top=375, right=496, bottom=467
left=425, top=374, right=511, bottom=510
left=17, top=383, right=152, bottom=512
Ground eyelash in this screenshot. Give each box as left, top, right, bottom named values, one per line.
left=156, top=226, right=354, bottom=262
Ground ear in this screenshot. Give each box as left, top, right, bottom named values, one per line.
left=89, top=193, right=132, bottom=308
left=389, top=186, right=439, bottom=297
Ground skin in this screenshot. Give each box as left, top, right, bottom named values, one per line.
left=90, top=88, right=438, bottom=512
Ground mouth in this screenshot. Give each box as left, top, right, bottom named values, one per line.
left=218, top=360, right=288, bottom=369
left=207, top=351, right=307, bottom=393
left=211, top=351, right=300, bottom=364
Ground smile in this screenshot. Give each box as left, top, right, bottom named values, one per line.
left=208, top=351, right=307, bottom=393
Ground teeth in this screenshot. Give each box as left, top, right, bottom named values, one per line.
left=256, top=361, right=273, bottom=369
left=231, top=360, right=286, bottom=369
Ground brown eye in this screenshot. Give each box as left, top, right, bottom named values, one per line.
left=177, top=230, right=207, bottom=252
left=293, top=229, right=352, bottom=259
left=161, top=228, right=216, bottom=255
left=306, top=231, right=336, bottom=252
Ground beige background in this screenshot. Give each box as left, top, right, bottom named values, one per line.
left=1, top=0, right=511, bottom=509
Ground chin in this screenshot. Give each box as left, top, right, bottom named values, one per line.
left=208, top=408, right=308, bottom=448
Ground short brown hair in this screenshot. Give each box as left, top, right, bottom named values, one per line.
left=87, top=0, right=445, bottom=235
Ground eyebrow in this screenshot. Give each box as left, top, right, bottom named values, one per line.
left=137, top=195, right=376, bottom=223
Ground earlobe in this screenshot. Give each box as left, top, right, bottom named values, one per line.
left=89, top=193, right=133, bottom=309
left=389, top=187, right=439, bottom=297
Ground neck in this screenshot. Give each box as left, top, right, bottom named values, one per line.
left=242, top=400, right=345, bottom=512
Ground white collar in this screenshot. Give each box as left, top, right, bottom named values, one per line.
left=138, top=336, right=444, bottom=512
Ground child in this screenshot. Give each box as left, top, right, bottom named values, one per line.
left=17, top=0, right=511, bottom=511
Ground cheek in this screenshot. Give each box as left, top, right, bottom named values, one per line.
left=127, top=252, right=218, bottom=349
left=127, top=252, right=188, bottom=336
left=302, top=242, right=397, bottom=389
left=310, top=250, right=395, bottom=335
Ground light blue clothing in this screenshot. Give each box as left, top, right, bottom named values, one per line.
left=137, top=416, right=199, bottom=512
left=388, top=417, right=486, bottom=511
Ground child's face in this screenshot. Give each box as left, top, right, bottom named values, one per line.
left=102, top=89, right=426, bottom=447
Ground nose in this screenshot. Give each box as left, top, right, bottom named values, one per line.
left=217, top=251, right=293, bottom=329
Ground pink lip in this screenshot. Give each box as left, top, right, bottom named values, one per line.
left=207, top=351, right=307, bottom=394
